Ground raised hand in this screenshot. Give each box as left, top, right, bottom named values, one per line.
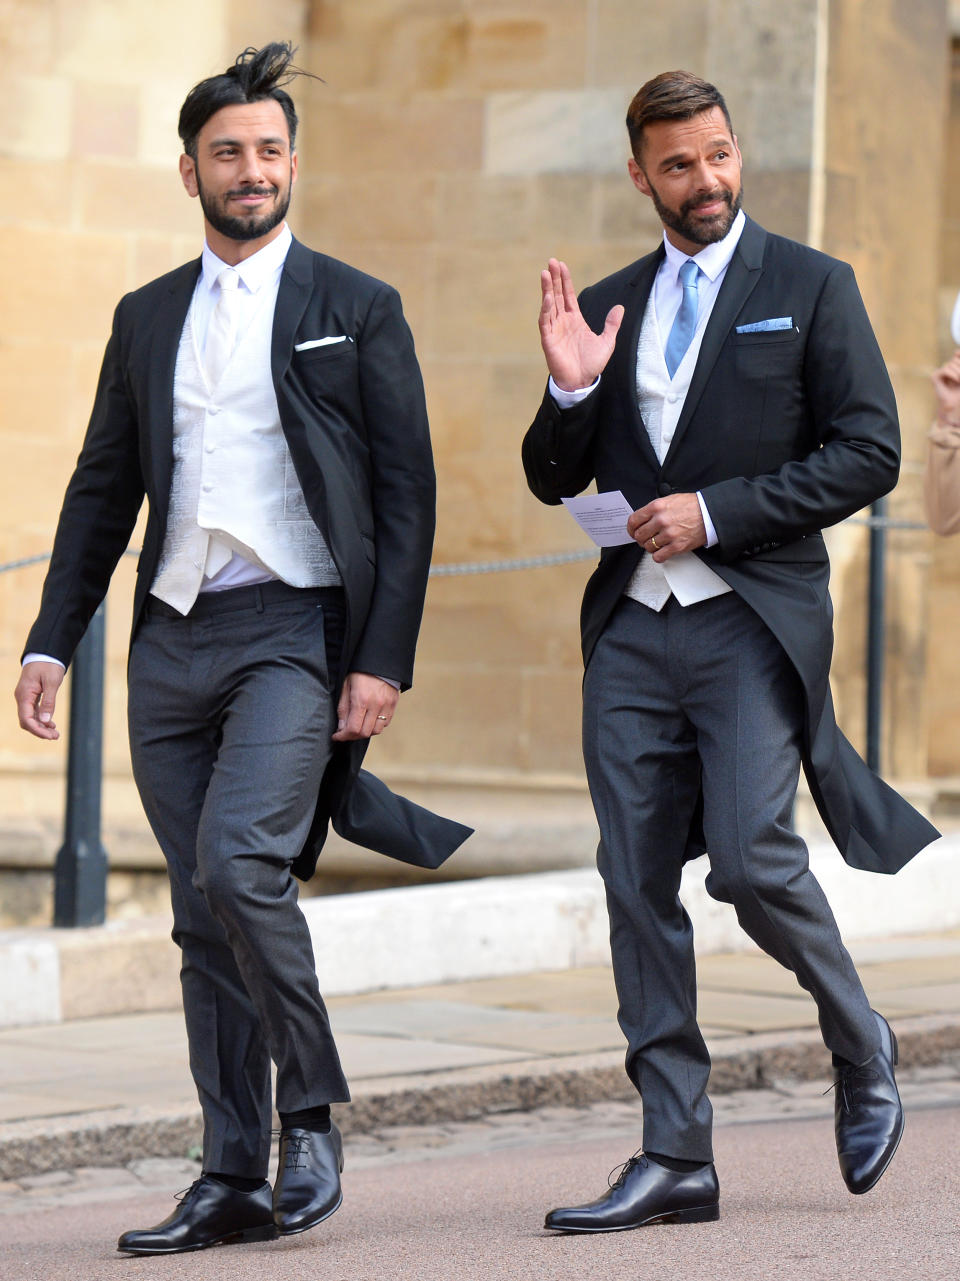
left=932, top=349, right=960, bottom=424
left=539, top=259, right=624, bottom=392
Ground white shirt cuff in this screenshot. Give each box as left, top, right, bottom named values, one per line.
left=548, top=375, right=601, bottom=408
left=697, top=493, right=719, bottom=548
left=23, top=652, right=66, bottom=669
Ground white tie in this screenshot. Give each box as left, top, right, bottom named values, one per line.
left=201, top=268, right=242, bottom=579
left=205, top=267, right=241, bottom=387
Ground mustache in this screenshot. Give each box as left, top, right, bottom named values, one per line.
left=682, top=189, right=732, bottom=216
left=224, top=186, right=279, bottom=199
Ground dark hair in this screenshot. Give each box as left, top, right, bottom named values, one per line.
left=178, top=42, right=318, bottom=159
left=626, top=71, right=732, bottom=162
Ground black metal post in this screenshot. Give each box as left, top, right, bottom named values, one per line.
left=53, top=604, right=108, bottom=927
left=865, top=497, right=887, bottom=774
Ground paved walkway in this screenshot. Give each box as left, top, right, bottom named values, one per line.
left=1, top=930, right=958, bottom=1179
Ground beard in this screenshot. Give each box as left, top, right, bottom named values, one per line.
left=196, top=172, right=292, bottom=242
left=647, top=179, right=743, bottom=246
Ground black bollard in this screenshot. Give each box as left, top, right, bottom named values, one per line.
left=53, top=604, right=109, bottom=927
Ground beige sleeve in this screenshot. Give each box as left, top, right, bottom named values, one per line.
left=924, top=421, right=960, bottom=536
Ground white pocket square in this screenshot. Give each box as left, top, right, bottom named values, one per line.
left=294, top=336, right=353, bottom=351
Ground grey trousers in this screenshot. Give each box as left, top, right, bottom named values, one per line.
left=582, top=593, right=879, bottom=1163
left=127, top=582, right=350, bottom=1178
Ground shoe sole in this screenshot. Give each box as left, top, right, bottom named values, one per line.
left=118, top=1223, right=279, bottom=1255
left=545, top=1203, right=720, bottom=1233
left=275, top=1192, right=343, bottom=1237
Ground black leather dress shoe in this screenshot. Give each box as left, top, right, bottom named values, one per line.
left=544, top=1152, right=719, bottom=1233
left=273, top=1124, right=344, bottom=1235
left=834, top=1009, right=904, bottom=1195
left=117, top=1176, right=277, bottom=1255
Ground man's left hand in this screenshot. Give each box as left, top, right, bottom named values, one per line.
left=333, top=672, right=399, bottom=741
left=627, top=493, right=707, bottom=561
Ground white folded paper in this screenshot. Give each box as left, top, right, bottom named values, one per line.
left=561, top=491, right=635, bottom=547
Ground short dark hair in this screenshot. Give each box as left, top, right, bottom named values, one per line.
left=178, top=42, right=316, bottom=159
left=626, top=71, right=733, bottom=162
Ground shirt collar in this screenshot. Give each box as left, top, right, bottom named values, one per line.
left=200, top=223, right=293, bottom=294
left=662, top=208, right=746, bottom=284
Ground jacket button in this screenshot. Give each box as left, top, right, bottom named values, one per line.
left=658, top=482, right=673, bottom=496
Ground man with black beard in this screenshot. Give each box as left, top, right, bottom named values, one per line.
left=523, top=70, right=937, bottom=1232
left=15, top=44, right=469, bottom=1255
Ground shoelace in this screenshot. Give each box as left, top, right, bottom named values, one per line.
left=824, top=1063, right=881, bottom=1114
left=281, top=1131, right=312, bottom=1171
left=173, top=1180, right=203, bottom=1204
left=607, top=1149, right=648, bottom=1189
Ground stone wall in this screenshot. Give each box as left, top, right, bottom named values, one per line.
left=0, top=1, right=951, bottom=920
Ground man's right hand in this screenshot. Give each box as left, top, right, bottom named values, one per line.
left=539, top=258, right=624, bottom=392
left=15, top=662, right=65, bottom=740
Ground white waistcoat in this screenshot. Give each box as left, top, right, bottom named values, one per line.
left=624, top=293, right=731, bottom=611
left=151, top=291, right=341, bottom=615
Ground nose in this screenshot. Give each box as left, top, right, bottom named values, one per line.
left=690, top=160, right=715, bottom=191
left=237, top=148, right=265, bottom=185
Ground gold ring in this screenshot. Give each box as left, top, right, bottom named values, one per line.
left=650, top=535, right=659, bottom=550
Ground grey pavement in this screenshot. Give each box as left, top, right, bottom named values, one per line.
left=1, top=930, right=959, bottom=1181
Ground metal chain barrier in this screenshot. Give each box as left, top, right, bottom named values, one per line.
left=0, top=512, right=931, bottom=580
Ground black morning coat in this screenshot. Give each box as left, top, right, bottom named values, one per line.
left=522, top=216, right=940, bottom=874
left=25, top=237, right=473, bottom=878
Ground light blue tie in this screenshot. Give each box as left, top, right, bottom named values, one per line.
left=664, top=259, right=701, bottom=378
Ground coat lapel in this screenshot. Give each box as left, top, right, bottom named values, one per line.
left=271, top=236, right=316, bottom=386
left=663, top=216, right=766, bottom=464
left=144, top=260, right=200, bottom=518
left=613, top=247, right=663, bottom=472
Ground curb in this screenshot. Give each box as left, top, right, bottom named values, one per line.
left=2, top=1014, right=958, bottom=1182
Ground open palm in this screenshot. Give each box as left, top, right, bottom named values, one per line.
left=539, top=258, right=624, bottom=391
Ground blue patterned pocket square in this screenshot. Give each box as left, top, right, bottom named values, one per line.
left=735, top=316, right=794, bottom=333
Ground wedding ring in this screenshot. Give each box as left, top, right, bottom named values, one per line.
left=650, top=535, right=659, bottom=550
left=377, top=715, right=389, bottom=721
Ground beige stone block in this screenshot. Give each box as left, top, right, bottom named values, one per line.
left=137, top=77, right=191, bottom=170
left=522, top=666, right=585, bottom=773
left=591, top=0, right=706, bottom=86
left=56, top=1, right=226, bottom=88
left=435, top=445, right=521, bottom=562
left=379, top=665, right=526, bottom=770
left=0, top=157, right=77, bottom=229
left=417, top=565, right=585, bottom=671
left=0, top=341, right=74, bottom=445
left=0, top=0, right=57, bottom=69
left=596, top=173, right=659, bottom=244
left=319, top=244, right=433, bottom=346
left=306, top=3, right=586, bottom=94
left=484, top=88, right=628, bottom=177
left=129, top=235, right=183, bottom=290
left=303, top=95, right=484, bottom=175
left=744, top=170, right=810, bottom=245
left=0, top=227, right=125, bottom=369
left=0, top=74, right=72, bottom=161
left=72, top=80, right=139, bottom=159
left=436, top=175, right=532, bottom=244
left=227, top=0, right=309, bottom=55
left=78, top=161, right=198, bottom=236
left=58, top=929, right=180, bottom=1019
left=299, top=173, right=440, bottom=243
left=429, top=246, right=544, bottom=358
left=531, top=173, right=599, bottom=243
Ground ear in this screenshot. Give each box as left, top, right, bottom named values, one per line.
left=627, top=157, right=652, bottom=198
left=179, top=153, right=199, bottom=199
left=290, top=149, right=298, bottom=189
left=732, top=133, right=743, bottom=169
